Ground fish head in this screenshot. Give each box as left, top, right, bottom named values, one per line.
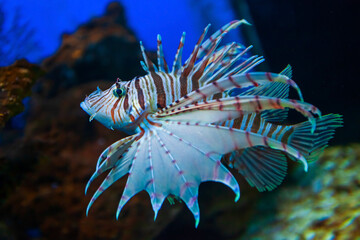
left=81, top=79, right=137, bottom=132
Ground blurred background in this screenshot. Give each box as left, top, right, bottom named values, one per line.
left=0, top=0, right=358, bottom=239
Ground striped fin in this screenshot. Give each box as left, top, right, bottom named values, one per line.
left=85, top=135, right=137, bottom=195
left=86, top=127, right=240, bottom=228
left=186, top=39, right=228, bottom=92
left=190, top=19, right=250, bottom=64
left=86, top=138, right=138, bottom=215
left=85, top=114, right=341, bottom=226
left=172, top=32, right=186, bottom=75
left=157, top=34, right=169, bottom=73
left=186, top=20, right=259, bottom=88
left=225, top=114, right=343, bottom=190
left=227, top=147, right=287, bottom=192
left=155, top=96, right=320, bottom=129
left=160, top=120, right=309, bottom=171
left=260, top=108, right=289, bottom=124
left=140, top=41, right=158, bottom=73
left=231, top=65, right=293, bottom=123
left=208, top=43, right=245, bottom=66
left=203, top=51, right=264, bottom=86
left=189, top=36, right=230, bottom=83
left=159, top=72, right=305, bottom=114
left=198, top=45, right=261, bottom=86
left=180, top=20, right=253, bottom=90
left=88, top=114, right=338, bottom=226
left=287, top=114, right=343, bottom=162
left=229, top=65, right=292, bottom=99
left=179, top=32, right=227, bottom=94
left=95, top=135, right=136, bottom=170
left=237, top=82, right=290, bottom=123
left=195, top=43, right=239, bottom=85
left=237, top=81, right=289, bottom=99
left=280, top=64, right=292, bottom=79
left=202, top=43, right=245, bottom=72
left=181, top=24, right=211, bottom=79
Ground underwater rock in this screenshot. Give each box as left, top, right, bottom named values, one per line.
left=3, top=82, right=180, bottom=240
left=0, top=59, right=43, bottom=128
left=41, top=2, right=146, bottom=97
left=0, top=2, right=159, bottom=239
left=242, top=144, right=360, bottom=239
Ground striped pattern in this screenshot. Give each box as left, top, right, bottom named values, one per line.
left=80, top=20, right=343, bottom=228
left=82, top=20, right=275, bottom=133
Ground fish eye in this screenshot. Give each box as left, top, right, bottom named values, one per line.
left=113, top=87, right=126, bottom=97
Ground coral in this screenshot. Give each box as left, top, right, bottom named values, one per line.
left=0, top=59, right=43, bottom=128
left=243, top=144, right=360, bottom=239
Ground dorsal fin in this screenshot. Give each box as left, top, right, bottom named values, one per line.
left=180, top=24, right=210, bottom=79
left=280, top=64, right=292, bottom=79
left=157, top=34, right=169, bottom=73
left=172, top=32, right=186, bottom=75
left=140, top=41, right=157, bottom=73
left=236, top=82, right=290, bottom=123
left=190, top=19, right=250, bottom=64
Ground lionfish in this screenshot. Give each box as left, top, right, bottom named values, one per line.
left=81, top=20, right=342, bottom=227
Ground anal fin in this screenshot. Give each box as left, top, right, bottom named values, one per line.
left=227, top=146, right=288, bottom=192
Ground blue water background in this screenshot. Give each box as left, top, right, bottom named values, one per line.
left=1, top=0, right=242, bottom=67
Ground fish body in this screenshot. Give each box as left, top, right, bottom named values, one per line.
left=81, top=20, right=342, bottom=227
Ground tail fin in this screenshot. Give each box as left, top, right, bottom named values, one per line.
left=288, top=114, right=343, bottom=162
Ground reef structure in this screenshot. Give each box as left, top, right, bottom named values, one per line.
left=243, top=144, right=360, bottom=239
left=0, top=59, right=43, bottom=128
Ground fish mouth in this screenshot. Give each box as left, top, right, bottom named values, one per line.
left=80, top=86, right=105, bottom=115
left=80, top=100, right=93, bottom=116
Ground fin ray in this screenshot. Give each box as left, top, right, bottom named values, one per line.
left=227, top=147, right=287, bottom=192
left=160, top=72, right=304, bottom=113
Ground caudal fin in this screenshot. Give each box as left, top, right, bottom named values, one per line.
left=288, top=114, right=343, bottom=162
